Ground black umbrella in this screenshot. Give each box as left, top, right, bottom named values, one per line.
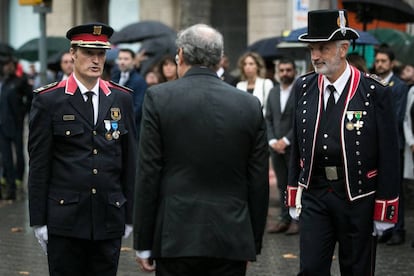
left=246, top=36, right=284, bottom=59
left=138, top=34, right=177, bottom=75
left=343, top=0, right=414, bottom=30
left=0, top=42, right=14, bottom=57
left=16, top=36, right=70, bottom=62
left=110, top=20, right=176, bottom=44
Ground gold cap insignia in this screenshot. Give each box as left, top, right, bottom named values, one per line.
left=93, top=26, right=102, bottom=35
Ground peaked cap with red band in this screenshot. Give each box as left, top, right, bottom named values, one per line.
left=66, top=23, right=114, bottom=49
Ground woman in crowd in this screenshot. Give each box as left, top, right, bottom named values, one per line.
left=236, top=51, right=273, bottom=114
left=158, top=55, right=178, bottom=82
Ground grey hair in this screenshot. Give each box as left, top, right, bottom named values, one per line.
left=336, top=40, right=351, bottom=48
left=176, top=24, right=223, bottom=68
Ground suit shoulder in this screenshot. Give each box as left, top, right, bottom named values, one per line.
left=33, top=82, right=60, bottom=94
left=108, top=81, right=133, bottom=93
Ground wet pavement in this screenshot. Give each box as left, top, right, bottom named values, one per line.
left=1, top=182, right=413, bottom=275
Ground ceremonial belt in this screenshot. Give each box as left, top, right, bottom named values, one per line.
left=313, top=166, right=344, bottom=181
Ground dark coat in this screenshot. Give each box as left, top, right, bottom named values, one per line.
left=133, top=66, right=269, bottom=261
left=111, top=68, right=147, bottom=136
left=28, top=75, right=137, bottom=240
left=265, top=84, right=295, bottom=143
left=0, top=74, right=32, bottom=138
left=287, top=66, right=400, bottom=223
left=388, top=74, right=408, bottom=150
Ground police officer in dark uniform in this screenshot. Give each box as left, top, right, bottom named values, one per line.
left=28, top=23, right=137, bottom=276
left=287, top=10, right=400, bottom=275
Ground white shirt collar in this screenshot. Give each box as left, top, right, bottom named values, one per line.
left=216, top=67, right=224, bottom=78
left=323, top=63, right=351, bottom=96
left=73, top=73, right=100, bottom=96
left=383, top=72, right=393, bottom=84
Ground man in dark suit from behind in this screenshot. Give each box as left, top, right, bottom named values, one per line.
left=133, top=24, right=269, bottom=276
left=265, top=58, right=298, bottom=235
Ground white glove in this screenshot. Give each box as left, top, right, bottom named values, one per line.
left=123, top=224, right=133, bottom=239
left=289, top=207, right=299, bottom=220
left=289, top=186, right=304, bottom=220
left=33, top=225, right=48, bottom=255
left=373, top=221, right=395, bottom=236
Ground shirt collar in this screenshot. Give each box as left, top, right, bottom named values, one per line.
left=216, top=67, right=224, bottom=78
left=73, top=73, right=99, bottom=96
left=383, top=72, right=393, bottom=84
left=323, top=63, right=351, bottom=95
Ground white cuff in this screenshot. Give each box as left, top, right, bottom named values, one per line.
left=136, top=250, right=151, bottom=259
left=282, top=137, right=290, bottom=146
left=268, top=139, right=278, bottom=146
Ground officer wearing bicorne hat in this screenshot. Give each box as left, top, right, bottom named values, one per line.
left=28, top=23, right=137, bottom=276
left=286, top=10, right=400, bottom=275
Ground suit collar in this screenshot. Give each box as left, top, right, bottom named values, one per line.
left=183, top=66, right=219, bottom=79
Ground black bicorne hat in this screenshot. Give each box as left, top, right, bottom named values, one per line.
left=299, top=9, right=359, bottom=42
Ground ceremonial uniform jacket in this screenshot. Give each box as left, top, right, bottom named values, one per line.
left=28, top=74, right=137, bottom=240
left=287, top=66, right=399, bottom=223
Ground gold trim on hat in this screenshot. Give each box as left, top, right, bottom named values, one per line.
left=70, top=40, right=111, bottom=49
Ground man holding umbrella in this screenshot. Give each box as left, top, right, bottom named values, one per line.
left=287, top=9, right=400, bottom=275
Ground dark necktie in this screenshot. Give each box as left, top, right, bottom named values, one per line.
left=326, top=85, right=336, bottom=115
left=85, top=91, right=94, bottom=126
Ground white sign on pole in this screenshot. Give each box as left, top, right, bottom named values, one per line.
left=292, top=0, right=309, bottom=29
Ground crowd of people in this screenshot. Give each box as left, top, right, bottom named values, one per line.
left=0, top=7, right=413, bottom=276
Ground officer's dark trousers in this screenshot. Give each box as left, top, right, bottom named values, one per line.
left=156, top=257, right=247, bottom=276
left=47, top=234, right=121, bottom=276
left=298, top=188, right=376, bottom=276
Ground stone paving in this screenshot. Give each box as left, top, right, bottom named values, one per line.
left=0, top=184, right=413, bottom=275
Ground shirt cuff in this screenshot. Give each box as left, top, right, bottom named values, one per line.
left=282, top=137, right=290, bottom=146
left=136, top=250, right=152, bottom=259
left=268, top=139, right=278, bottom=146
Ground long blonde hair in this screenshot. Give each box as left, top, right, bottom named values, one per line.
left=237, top=51, right=266, bottom=81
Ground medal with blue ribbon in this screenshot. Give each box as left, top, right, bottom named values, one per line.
left=111, top=121, right=120, bottom=139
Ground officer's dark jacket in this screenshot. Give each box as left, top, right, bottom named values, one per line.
left=287, top=66, right=400, bottom=223
left=28, top=74, right=137, bottom=240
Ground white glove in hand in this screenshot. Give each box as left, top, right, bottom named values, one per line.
left=33, top=225, right=48, bottom=255
left=290, top=186, right=304, bottom=220
left=289, top=207, right=299, bottom=220
left=123, top=224, right=133, bottom=239
left=373, top=221, right=394, bottom=236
